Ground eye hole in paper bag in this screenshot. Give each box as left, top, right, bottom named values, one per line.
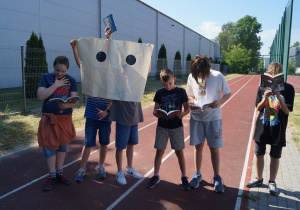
left=126, top=55, right=136, bottom=65
left=96, top=51, right=106, bottom=62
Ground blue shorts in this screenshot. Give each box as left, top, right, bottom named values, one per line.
left=115, top=123, right=138, bottom=149
left=43, top=145, right=68, bottom=158
left=84, top=118, right=112, bottom=147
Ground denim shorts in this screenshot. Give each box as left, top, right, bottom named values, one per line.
left=43, top=145, right=68, bottom=158
left=115, top=123, right=138, bottom=149
left=84, top=118, right=112, bottom=147
left=154, top=126, right=185, bottom=150
left=189, top=117, right=224, bottom=148
left=254, top=141, right=283, bottom=159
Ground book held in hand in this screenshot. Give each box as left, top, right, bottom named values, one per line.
left=48, top=96, right=80, bottom=104
left=156, top=109, right=181, bottom=117
left=260, top=73, right=284, bottom=91
left=189, top=102, right=212, bottom=110
left=103, top=14, right=117, bottom=34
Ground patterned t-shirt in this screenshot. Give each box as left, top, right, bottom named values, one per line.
left=154, top=87, right=188, bottom=129
left=39, top=73, right=77, bottom=115
left=84, top=96, right=110, bottom=121
left=253, top=83, right=295, bottom=146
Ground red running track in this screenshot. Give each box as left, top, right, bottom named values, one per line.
left=0, top=75, right=298, bottom=209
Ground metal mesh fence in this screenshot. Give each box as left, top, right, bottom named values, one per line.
left=0, top=46, right=222, bottom=115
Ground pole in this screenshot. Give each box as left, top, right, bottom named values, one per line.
left=21, top=45, right=27, bottom=113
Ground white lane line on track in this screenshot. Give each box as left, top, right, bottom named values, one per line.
left=288, top=80, right=300, bottom=88
left=106, top=75, right=256, bottom=209
left=106, top=136, right=191, bottom=210
left=0, top=121, right=158, bottom=200
left=234, top=108, right=257, bottom=210
left=227, top=75, right=250, bottom=86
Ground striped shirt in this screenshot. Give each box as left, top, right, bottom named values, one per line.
left=84, top=96, right=110, bottom=121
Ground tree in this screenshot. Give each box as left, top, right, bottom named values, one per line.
left=224, top=44, right=252, bottom=74
left=288, top=58, right=297, bottom=75
left=217, top=22, right=236, bottom=52
left=24, top=32, right=48, bottom=98
left=185, top=53, right=192, bottom=76
left=138, top=37, right=142, bottom=43
left=233, top=15, right=262, bottom=69
left=156, top=44, right=168, bottom=80
left=173, top=51, right=182, bottom=78
left=290, top=41, right=299, bottom=48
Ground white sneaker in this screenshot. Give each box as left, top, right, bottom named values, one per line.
left=116, top=171, right=127, bottom=185
left=125, top=167, right=143, bottom=179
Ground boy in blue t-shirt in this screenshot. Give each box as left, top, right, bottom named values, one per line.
left=70, top=28, right=112, bottom=182
left=146, top=68, right=190, bottom=190
left=37, top=56, right=78, bottom=191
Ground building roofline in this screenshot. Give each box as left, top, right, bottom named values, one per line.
left=137, top=0, right=219, bottom=45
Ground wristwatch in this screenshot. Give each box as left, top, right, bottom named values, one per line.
left=106, top=109, right=110, bottom=114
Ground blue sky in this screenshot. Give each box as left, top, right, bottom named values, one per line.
left=141, top=0, right=300, bottom=56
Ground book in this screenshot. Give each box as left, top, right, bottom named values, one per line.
left=155, top=109, right=181, bottom=117
left=48, top=96, right=80, bottom=104
left=189, top=102, right=212, bottom=110
left=260, top=73, right=284, bottom=91
left=103, top=14, right=117, bottom=34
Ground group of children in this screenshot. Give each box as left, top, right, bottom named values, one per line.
left=37, top=29, right=294, bottom=196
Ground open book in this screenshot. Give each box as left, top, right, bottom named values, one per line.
left=260, top=73, right=284, bottom=91
left=48, top=96, right=80, bottom=104
left=156, top=109, right=181, bottom=117
left=189, top=102, right=212, bottom=110
left=103, top=14, right=117, bottom=34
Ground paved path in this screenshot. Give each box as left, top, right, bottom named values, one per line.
left=247, top=127, right=300, bottom=210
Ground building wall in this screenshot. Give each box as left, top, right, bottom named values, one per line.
left=0, top=0, right=221, bottom=89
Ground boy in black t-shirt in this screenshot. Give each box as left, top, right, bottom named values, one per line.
left=246, top=63, right=295, bottom=196
left=146, top=68, right=190, bottom=190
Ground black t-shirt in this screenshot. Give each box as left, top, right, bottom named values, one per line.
left=253, top=83, right=295, bottom=146
left=153, top=87, right=188, bottom=129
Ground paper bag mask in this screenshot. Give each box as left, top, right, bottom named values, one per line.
left=77, top=37, right=154, bottom=102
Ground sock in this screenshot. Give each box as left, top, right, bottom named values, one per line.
left=49, top=172, right=56, bottom=178
left=56, top=169, right=63, bottom=175
left=154, top=173, right=159, bottom=177
left=98, top=164, right=104, bottom=169
left=181, top=174, right=187, bottom=178
left=79, top=168, right=86, bottom=172
left=269, top=180, right=275, bottom=183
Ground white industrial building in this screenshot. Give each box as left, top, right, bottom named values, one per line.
left=0, top=0, right=221, bottom=89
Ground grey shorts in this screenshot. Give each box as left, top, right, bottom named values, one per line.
left=154, top=126, right=185, bottom=150
left=189, top=117, right=224, bottom=148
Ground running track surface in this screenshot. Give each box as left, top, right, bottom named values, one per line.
left=0, top=75, right=299, bottom=210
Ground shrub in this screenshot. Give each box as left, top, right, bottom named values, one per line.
left=24, top=32, right=48, bottom=98
left=156, top=44, right=168, bottom=80
left=173, top=51, right=182, bottom=78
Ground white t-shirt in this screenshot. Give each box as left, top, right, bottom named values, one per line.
left=186, top=70, right=231, bottom=121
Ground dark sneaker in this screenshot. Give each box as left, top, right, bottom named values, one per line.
left=190, top=172, right=202, bottom=189
left=75, top=169, right=86, bottom=182
left=57, top=173, right=71, bottom=185
left=97, top=167, right=106, bottom=179
left=246, top=177, right=263, bottom=188
left=213, top=174, right=225, bottom=193
left=181, top=177, right=191, bottom=191
left=146, top=176, right=160, bottom=189
left=43, top=176, right=57, bottom=191
left=268, top=182, right=279, bottom=196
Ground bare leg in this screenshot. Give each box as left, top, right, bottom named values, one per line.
left=269, top=157, right=279, bottom=182
left=175, top=150, right=186, bottom=177
left=56, top=151, right=66, bottom=171
left=80, top=146, right=92, bottom=170
left=99, top=144, right=108, bottom=165
left=209, top=147, right=220, bottom=176
left=126, top=144, right=134, bottom=168
left=46, top=155, right=56, bottom=173
left=116, top=148, right=124, bottom=171
left=194, top=144, right=204, bottom=173
left=256, top=155, right=264, bottom=180
left=154, top=150, right=165, bottom=175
